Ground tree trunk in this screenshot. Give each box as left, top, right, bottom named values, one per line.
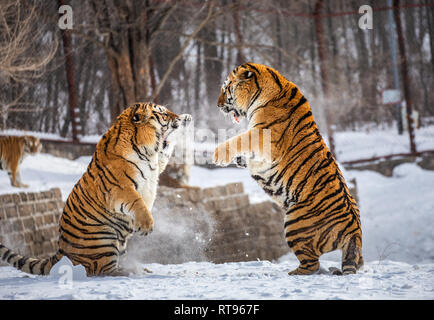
left=194, top=41, right=202, bottom=113
left=90, top=0, right=150, bottom=122
left=203, top=21, right=223, bottom=107
left=233, top=0, right=246, bottom=65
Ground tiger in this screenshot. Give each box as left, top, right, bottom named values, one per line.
left=0, top=135, right=42, bottom=188
left=0, top=102, right=192, bottom=276
left=213, top=63, right=363, bottom=275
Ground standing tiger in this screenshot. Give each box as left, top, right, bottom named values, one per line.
left=0, top=103, right=192, bottom=276
left=213, top=63, right=363, bottom=275
left=0, top=135, right=42, bottom=188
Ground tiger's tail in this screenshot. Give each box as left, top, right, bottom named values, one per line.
left=0, top=243, right=63, bottom=275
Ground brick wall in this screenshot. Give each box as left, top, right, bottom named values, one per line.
left=200, top=184, right=289, bottom=263
left=0, top=188, right=63, bottom=264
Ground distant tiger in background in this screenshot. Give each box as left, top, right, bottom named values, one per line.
left=213, top=63, right=363, bottom=275
left=0, top=103, right=192, bottom=276
left=0, top=135, right=41, bottom=188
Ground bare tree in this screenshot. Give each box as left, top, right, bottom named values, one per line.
left=0, top=1, right=57, bottom=82
left=2, top=0, right=433, bottom=137
left=83, top=0, right=182, bottom=122
left=0, top=0, right=58, bottom=129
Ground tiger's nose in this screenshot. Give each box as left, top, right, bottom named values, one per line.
left=172, top=120, right=180, bottom=129
left=217, top=91, right=226, bottom=108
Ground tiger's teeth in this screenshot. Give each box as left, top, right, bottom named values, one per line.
left=234, top=114, right=240, bottom=124
left=231, top=111, right=240, bottom=124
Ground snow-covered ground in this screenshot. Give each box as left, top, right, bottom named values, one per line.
left=0, top=258, right=432, bottom=300
left=1, top=124, right=434, bottom=299
left=0, top=153, right=90, bottom=201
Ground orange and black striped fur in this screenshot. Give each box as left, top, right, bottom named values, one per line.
left=0, top=103, right=192, bottom=276
left=0, top=135, right=41, bottom=188
left=214, top=63, right=363, bottom=275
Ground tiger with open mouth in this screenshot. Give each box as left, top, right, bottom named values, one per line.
left=214, top=63, right=363, bottom=275
left=0, top=102, right=192, bottom=276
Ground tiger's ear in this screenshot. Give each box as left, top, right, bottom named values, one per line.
left=240, top=70, right=254, bottom=80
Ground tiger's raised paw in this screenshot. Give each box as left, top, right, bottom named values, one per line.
left=136, top=226, right=153, bottom=236
left=134, top=214, right=154, bottom=236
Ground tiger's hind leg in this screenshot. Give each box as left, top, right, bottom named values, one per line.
left=74, top=241, right=127, bottom=276
left=288, top=248, right=320, bottom=275
left=341, top=235, right=363, bottom=275
left=90, top=255, right=126, bottom=277
left=15, top=171, right=28, bottom=188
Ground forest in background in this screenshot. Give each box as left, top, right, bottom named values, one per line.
left=0, top=0, right=433, bottom=139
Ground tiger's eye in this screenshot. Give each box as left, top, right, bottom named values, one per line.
left=132, top=114, right=140, bottom=122
left=243, top=71, right=253, bottom=79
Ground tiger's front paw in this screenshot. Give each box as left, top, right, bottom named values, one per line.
left=213, top=142, right=233, bottom=167
left=134, top=213, right=154, bottom=236
left=12, top=182, right=29, bottom=188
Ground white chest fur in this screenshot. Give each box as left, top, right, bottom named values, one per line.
left=126, top=151, right=159, bottom=211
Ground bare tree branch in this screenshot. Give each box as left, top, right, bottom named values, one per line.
left=0, top=0, right=58, bottom=83
left=152, top=0, right=216, bottom=101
